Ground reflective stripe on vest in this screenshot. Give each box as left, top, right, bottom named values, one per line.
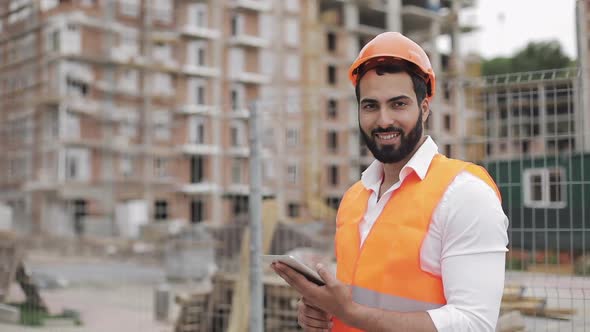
left=352, top=285, right=444, bottom=312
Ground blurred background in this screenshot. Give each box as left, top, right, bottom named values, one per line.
left=0, top=0, right=589, bottom=331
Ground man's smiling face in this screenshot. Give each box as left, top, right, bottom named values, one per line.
left=358, top=69, right=427, bottom=164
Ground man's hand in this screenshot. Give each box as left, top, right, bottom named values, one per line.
left=271, top=262, right=356, bottom=326
left=298, top=297, right=333, bottom=331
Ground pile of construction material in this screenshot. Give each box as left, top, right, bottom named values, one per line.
left=0, top=232, right=81, bottom=327
left=496, top=284, right=576, bottom=332
left=174, top=272, right=300, bottom=332
left=174, top=277, right=578, bottom=332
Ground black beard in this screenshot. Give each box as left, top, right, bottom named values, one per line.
left=360, top=112, right=423, bottom=164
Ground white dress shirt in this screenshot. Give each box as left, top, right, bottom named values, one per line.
left=359, top=136, right=509, bottom=332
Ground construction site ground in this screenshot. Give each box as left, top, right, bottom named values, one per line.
left=0, top=249, right=177, bottom=332
left=1, top=249, right=590, bottom=332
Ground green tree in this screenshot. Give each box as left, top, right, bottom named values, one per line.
left=482, top=40, right=572, bottom=76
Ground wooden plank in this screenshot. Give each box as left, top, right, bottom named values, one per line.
left=501, top=298, right=546, bottom=312
left=497, top=311, right=526, bottom=332
left=15, top=262, right=48, bottom=312
left=0, top=232, right=22, bottom=302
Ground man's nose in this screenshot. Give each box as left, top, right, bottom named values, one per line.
left=376, top=108, right=395, bottom=128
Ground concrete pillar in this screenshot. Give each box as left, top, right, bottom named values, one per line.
left=386, top=0, right=402, bottom=32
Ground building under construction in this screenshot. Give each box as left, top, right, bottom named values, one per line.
left=0, top=0, right=476, bottom=236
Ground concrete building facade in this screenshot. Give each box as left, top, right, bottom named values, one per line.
left=0, top=0, right=472, bottom=236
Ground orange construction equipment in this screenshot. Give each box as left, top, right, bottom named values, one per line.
left=348, top=32, right=436, bottom=100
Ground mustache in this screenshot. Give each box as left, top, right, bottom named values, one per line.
left=371, top=126, right=404, bottom=136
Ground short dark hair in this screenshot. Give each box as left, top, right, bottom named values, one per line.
left=354, top=63, right=428, bottom=105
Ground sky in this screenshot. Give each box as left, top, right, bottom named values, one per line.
left=457, top=0, right=578, bottom=60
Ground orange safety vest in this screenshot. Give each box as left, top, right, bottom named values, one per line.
left=332, top=154, right=501, bottom=331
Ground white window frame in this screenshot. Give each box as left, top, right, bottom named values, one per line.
left=523, top=167, right=567, bottom=209
left=228, top=47, right=244, bottom=76
left=285, top=18, right=300, bottom=47
left=153, top=1, right=173, bottom=23
left=46, top=28, right=60, bottom=53
left=154, top=158, right=168, bottom=178
left=286, top=127, right=299, bottom=147
left=287, top=163, right=298, bottom=184
left=231, top=84, right=245, bottom=110
left=263, top=159, right=274, bottom=181
left=232, top=159, right=242, bottom=184
left=62, top=24, right=81, bottom=55
left=41, top=0, right=58, bottom=11
left=188, top=78, right=207, bottom=105
left=64, top=148, right=90, bottom=181
left=121, top=111, right=138, bottom=138
left=43, top=110, right=59, bottom=140
left=189, top=116, right=206, bottom=144
left=230, top=121, right=246, bottom=146
left=120, top=154, right=134, bottom=178
left=190, top=3, right=208, bottom=28
left=285, top=54, right=301, bottom=81
left=230, top=13, right=244, bottom=36
left=118, top=69, right=138, bottom=93
left=9, top=0, right=32, bottom=23
left=285, top=0, right=300, bottom=13
left=152, top=72, right=173, bottom=96
left=64, top=111, right=80, bottom=139
left=120, top=0, right=139, bottom=17
left=153, top=111, right=171, bottom=141
left=120, top=29, right=138, bottom=58
left=188, top=41, right=207, bottom=67
left=153, top=42, right=172, bottom=63
left=286, top=87, right=301, bottom=113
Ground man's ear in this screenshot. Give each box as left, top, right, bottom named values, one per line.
left=421, top=99, right=430, bottom=122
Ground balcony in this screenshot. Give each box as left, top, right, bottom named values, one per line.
left=228, top=108, right=250, bottom=119
left=231, top=71, right=270, bottom=85
left=24, top=171, right=59, bottom=191
left=228, top=0, right=272, bottom=12
left=228, top=34, right=269, bottom=48
left=226, top=184, right=249, bottom=195
left=65, top=96, right=100, bottom=115
left=181, top=143, right=220, bottom=155
left=96, top=80, right=141, bottom=97
left=179, top=182, right=220, bottom=194
left=182, top=64, right=221, bottom=78
left=151, top=58, right=179, bottom=71
left=109, top=48, right=141, bottom=63
left=177, top=104, right=218, bottom=115
left=181, top=25, right=221, bottom=40
left=226, top=146, right=250, bottom=157
left=356, top=24, right=384, bottom=37
left=224, top=184, right=274, bottom=196
left=401, top=6, right=439, bottom=34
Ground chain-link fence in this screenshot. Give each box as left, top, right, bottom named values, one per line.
left=2, top=68, right=590, bottom=332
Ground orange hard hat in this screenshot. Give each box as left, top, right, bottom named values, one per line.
left=348, top=32, right=436, bottom=99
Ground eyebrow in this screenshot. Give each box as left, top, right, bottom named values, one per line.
left=360, top=95, right=411, bottom=104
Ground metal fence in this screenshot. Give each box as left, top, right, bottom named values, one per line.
left=177, top=68, right=590, bottom=331
left=2, top=68, right=590, bottom=332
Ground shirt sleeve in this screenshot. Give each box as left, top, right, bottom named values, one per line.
left=427, top=172, right=509, bottom=332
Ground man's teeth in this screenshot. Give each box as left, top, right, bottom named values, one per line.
left=378, top=133, right=400, bottom=139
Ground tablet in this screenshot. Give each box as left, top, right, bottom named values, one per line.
left=263, top=254, right=326, bottom=286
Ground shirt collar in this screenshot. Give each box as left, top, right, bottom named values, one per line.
left=361, top=136, right=439, bottom=190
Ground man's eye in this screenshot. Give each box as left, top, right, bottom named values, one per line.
left=363, top=104, right=377, bottom=111
left=393, top=101, right=407, bottom=107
